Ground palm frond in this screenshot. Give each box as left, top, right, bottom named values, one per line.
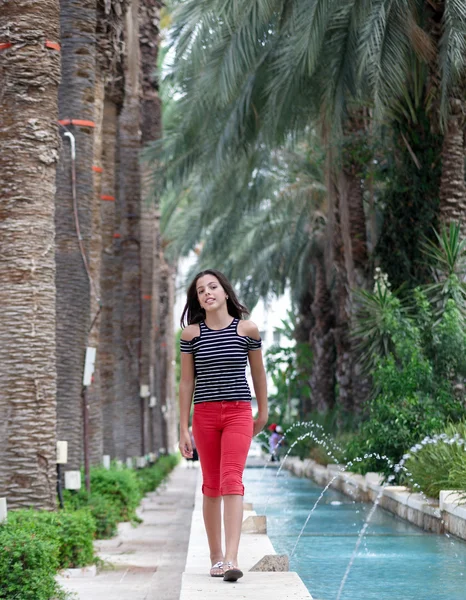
left=162, top=134, right=327, bottom=306
left=421, top=223, right=466, bottom=322
left=439, top=0, right=466, bottom=120
left=358, top=0, right=412, bottom=121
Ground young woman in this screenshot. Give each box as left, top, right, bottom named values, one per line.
left=178, top=269, right=268, bottom=582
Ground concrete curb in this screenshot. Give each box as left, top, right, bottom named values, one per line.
left=59, top=565, right=97, bottom=578
left=180, top=475, right=313, bottom=599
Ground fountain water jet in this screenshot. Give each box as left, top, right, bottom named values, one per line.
left=264, top=430, right=346, bottom=513
left=336, top=434, right=466, bottom=600
left=259, top=420, right=347, bottom=481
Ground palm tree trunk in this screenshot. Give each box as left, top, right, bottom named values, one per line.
left=113, top=134, right=127, bottom=460
left=95, top=0, right=129, bottom=460
left=140, top=199, right=155, bottom=455
left=164, top=260, right=178, bottom=451
left=338, top=166, right=371, bottom=412
left=0, top=0, right=60, bottom=509
left=439, top=98, right=466, bottom=235
left=151, top=228, right=165, bottom=452
left=139, top=0, right=163, bottom=454
left=154, top=258, right=170, bottom=452
left=140, top=205, right=156, bottom=454
left=326, top=151, right=354, bottom=414
left=55, top=0, right=97, bottom=471
left=118, top=0, right=143, bottom=459
left=331, top=208, right=353, bottom=413
left=294, top=282, right=314, bottom=418
left=87, top=68, right=105, bottom=465
left=100, top=99, right=118, bottom=459
left=310, top=252, right=336, bottom=413
left=328, top=112, right=371, bottom=415
left=339, top=110, right=370, bottom=289
left=152, top=257, right=178, bottom=453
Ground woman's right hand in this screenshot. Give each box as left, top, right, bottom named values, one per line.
left=179, top=430, right=193, bottom=459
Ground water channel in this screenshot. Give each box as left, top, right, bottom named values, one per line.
left=244, top=467, right=466, bottom=600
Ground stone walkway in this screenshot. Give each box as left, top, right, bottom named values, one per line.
left=59, top=461, right=313, bottom=600
left=58, top=463, right=199, bottom=600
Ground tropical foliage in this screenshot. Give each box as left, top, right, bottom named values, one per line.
left=347, top=227, right=466, bottom=475
left=402, top=421, right=466, bottom=498
left=264, top=313, right=313, bottom=421
left=159, top=0, right=466, bottom=426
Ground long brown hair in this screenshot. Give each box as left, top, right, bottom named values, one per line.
left=180, top=269, right=249, bottom=327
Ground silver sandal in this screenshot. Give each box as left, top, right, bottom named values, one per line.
left=210, top=561, right=224, bottom=577
left=223, top=561, right=243, bottom=582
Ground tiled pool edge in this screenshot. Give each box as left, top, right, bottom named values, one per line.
left=284, top=457, right=466, bottom=541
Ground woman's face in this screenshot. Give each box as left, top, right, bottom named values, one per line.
left=195, top=274, right=227, bottom=312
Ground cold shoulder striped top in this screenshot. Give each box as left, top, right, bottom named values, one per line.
left=180, top=318, right=262, bottom=403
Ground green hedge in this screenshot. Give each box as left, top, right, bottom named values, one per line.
left=83, top=494, right=120, bottom=539
left=64, top=466, right=142, bottom=530
left=134, top=455, right=179, bottom=495
left=7, top=509, right=96, bottom=569
left=0, top=454, right=179, bottom=599
left=0, top=527, right=66, bottom=600
left=64, top=453, right=180, bottom=538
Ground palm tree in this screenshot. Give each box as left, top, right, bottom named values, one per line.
left=310, top=246, right=336, bottom=413
left=100, top=99, right=119, bottom=459
left=356, top=0, right=466, bottom=230
left=375, top=61, right=444, bottom=290
left=87, top=68, right=105, bottom=466
left=95, top=0, right=130, bottom=459
left=139, top=0, right=164, bottom=454
left=163, top=0, right=466, bottom=415
left=439, top=97, right=466, bottom=232
left=55, top=0, right=97, bottom=471
left=163, top=138, right=338, bottom=413
left=161, top=0, right=373, bottom=412
left=117, top=0, right=143, bottom=459
left=0, top=0, right=61, bottom=509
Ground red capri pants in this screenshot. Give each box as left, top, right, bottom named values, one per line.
left=192, top=400, right=253, bottom=497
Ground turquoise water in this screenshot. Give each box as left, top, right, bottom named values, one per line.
left=244, top=468, right=466, bottom=600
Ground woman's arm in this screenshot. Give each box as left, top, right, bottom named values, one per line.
left=178, top=326, right=197, bottom=457
left=240, top=320, right=269, bottom=435
left=249, top=349, right=268, bottom=435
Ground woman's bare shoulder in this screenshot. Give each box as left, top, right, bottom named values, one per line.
left=238, top=319, right=260, bottom=339
left=181, top=323, right=201, bottom=341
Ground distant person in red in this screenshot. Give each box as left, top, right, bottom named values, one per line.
left=269, top=424, right=284, bottom=461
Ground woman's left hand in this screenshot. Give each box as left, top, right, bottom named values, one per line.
left=253, top=415, right=268, bottom=436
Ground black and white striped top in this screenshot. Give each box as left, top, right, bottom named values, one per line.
left=180, top=318, right=262, bottom=403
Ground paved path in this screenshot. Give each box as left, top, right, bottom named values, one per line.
left=58, top=463, right=199, bottom=600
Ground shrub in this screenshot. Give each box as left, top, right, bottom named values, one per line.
left=85, top=494, right=120, bottom=539
left=0, top=527, right=66, bottom=600
left=86, top=467, right=142, bottom=523
left=402, top=421, right=466, bottom=498
left=346, top=379, right=463, bottom=478
left=63, top=456, right=179, bottom=538
left=158, top=453, right=180, bottom=472
left=8, top=508, right=96, bottom=569
left=135, top=455, right=180, bottom=495
left=64, top=490, right=120, bottom=540
left=133, top=466, right=162, bottom=497
left=349, top=290, right=465, bottom=477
